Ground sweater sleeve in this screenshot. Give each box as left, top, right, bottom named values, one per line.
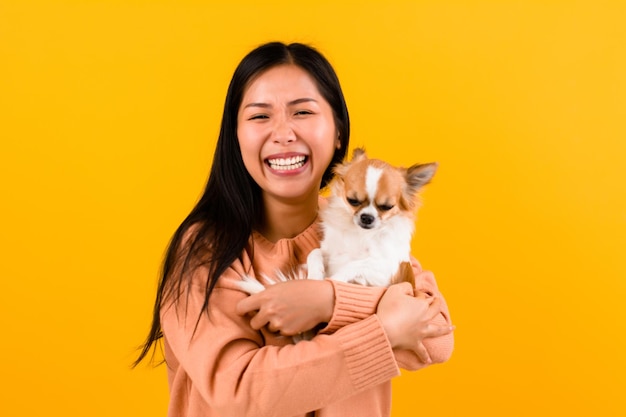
left=161, top=264, right=400, bottom=417
left=318, top=280, right=386, bottom=335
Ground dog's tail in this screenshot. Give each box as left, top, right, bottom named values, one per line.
left=391, top=261, right=415, bottom=288
left=236, top=275, right=266, bottom=294
left=235, top=266, right=309, bottom=295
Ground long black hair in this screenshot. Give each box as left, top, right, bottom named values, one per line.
left=133, top=42, right=350, bottom=367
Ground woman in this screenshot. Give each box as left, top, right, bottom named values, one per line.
left=135, top=41, right=454, bottom=417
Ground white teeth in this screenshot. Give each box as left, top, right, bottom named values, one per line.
left=267, top=156, right=306, bottom=171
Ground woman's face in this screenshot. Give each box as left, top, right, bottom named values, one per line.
left=237, top=64, right=339, bottom=205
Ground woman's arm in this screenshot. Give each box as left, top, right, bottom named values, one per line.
left=236, top=257, right=454, bottom=369
left=235, top=278, right=388, bottom=336
left=162, top=265, right=400, bottom=417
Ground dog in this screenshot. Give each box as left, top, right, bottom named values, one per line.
left=306, top=147, right=437, bottom=287
left=237, top=147, right=437, bottom=293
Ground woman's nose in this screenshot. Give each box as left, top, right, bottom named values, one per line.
left=271, top=118, right=296, bottom=144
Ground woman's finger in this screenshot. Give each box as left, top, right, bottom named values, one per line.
left=415, top=291, right=426, bottom=300
left=423, top=296, right=443, bottom=321
left=412, top=341, right=432, bottom=364
left=424, top=323, right=456, bottom=339
left=267, top=322, right=278, bottom=334
left=236, top=293, right=263, bottom=316
left=387, top=282, right=414, bottom=297
left=248, top=309, right=270, bottom=330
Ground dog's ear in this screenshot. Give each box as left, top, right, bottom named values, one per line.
left=334, top=147, right=368, bottom=177
left=351, top=147, right=368, bottom=162
left=405, top=162, right=438, bottom=194
left=399, top=162, right=438, bottom=211
left=333, top=160, right=349, bottom=178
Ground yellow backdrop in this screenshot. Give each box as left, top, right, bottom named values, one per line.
left=1, top=0, right=624, bottom=415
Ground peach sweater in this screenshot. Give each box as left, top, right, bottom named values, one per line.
left=161, top=220, right=453, bottom=417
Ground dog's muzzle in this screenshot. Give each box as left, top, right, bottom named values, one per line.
left=358, top=213, right=376, bottom=229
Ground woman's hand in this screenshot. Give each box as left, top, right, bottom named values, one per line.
left=376, top=282, right=454, bottom=363
left=236, top=280, right=335, bottom=336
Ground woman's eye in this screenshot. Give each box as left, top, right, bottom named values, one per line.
left=295, top=110, right=313, bottom=116
left=377, top=204, right=394, bottom=211
left=249, top=114, right=269, bottom=120
left=347, top=198, right=361, bottom=207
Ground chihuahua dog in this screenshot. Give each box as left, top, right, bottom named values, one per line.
left=306, top=147, right=437, bottom=287
left=237, top=148, right=437, bottom=293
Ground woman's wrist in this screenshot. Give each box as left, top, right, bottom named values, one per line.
left=315, top=279, right=335, bottom=324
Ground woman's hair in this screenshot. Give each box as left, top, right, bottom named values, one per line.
left=134, top=42, right=350, bottom=366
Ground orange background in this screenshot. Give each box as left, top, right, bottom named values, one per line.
left=1, top=1, right=625, bottom=415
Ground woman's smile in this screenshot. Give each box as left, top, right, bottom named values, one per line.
left=265, top=153, right=309, bottom=173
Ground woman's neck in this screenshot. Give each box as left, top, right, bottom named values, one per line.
left=258, top=192, right=319, bottom=242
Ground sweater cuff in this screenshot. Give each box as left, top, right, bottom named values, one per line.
left=319, top=280, right=386, bottom=335
left=334, top=315, right=400, bottom=391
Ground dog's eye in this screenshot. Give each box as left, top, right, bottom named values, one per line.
left=346, top=198, right=361, bottom=207
left=377, top=204, right=394, bottom=211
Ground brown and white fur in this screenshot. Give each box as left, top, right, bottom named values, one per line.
left=306, top=148, right=437, bottom=286
left=237, top=148, right=437, bottom=293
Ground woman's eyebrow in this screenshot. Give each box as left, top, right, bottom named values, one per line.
left=242, top=98, right=317, bottom=109
left=242, top=102, right=271, bottom=109
left=288, top=97, right=317, bottom=106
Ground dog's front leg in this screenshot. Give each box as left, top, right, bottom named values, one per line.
left=306, top=248, right=326, bottom=280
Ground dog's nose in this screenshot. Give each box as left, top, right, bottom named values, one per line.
left=360, top=213, right=375, bottom=225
